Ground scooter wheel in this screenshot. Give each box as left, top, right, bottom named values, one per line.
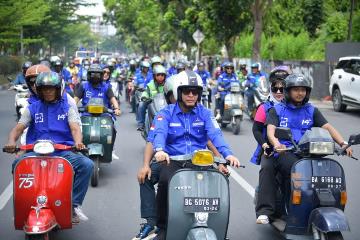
left=25, top=233, right=49, bottom=240
left=91, top=156, right=100, bottom=187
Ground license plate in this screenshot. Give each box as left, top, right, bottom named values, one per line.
left=311, top=176, right=344, bottom=189
left=183, top=197, right=220, bottom=213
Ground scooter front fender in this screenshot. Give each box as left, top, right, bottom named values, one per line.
left=87, top=143, right=104, bottom=157
left=230, top=109, right=242, bottom=117
left=308, top=207, right=350, bottom=233
left=24, top=208, right=57, bottom=234
left=186, top=227, right=217, bottom=240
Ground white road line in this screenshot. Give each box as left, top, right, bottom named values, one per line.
left=0, top=181, right=13, bottom=210
left=228, top=167, right=255, bottom=198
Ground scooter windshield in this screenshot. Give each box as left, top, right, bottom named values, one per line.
left=258, top=76, right=269, bottom=95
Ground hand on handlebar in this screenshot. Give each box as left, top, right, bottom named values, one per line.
left=3, top=143, right=17, bottom=153
left=342, top=145, right=353, bottom=157
left=75, top=142, right=86, bottom=151
left=225, top=155, right=241, bottom=168
left=274, top=143, right=287, bottom=153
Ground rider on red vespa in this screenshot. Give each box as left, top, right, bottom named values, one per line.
left=4, top=72, right=94, bottom=224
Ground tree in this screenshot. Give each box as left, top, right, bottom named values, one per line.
left=251, top=0, right=272, bottom=61
left=302, top=0, right=324, bottom=38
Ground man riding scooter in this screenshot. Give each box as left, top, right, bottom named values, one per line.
left=74, top=64, right=121, bottom=160
left=13, top=61, right=32, bottom=85
left=215, top=61, right=239, bottom=120
left=256, top=74, right=353, bottom=225
left=244, top=63, right=266, bottom=114
left=152, top=70, right=241, bottom=239
left=137, top=65, right=166, bottom=131
left=195, top=61, right=213, bottom=108
left=4, top=72, right=94, bottom=224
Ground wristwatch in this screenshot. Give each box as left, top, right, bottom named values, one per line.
left=340, top=141, right=348, bottom=147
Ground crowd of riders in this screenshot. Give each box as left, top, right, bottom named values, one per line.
left=4, top=54, right=355, bottom=240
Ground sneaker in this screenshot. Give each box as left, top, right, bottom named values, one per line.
left=112, top=152, right=119, bottom=160
left=132, top=223, right=155, bottom=240
left=137, top=126, right=144, bottom=131
left=72, top=212, right=80, bottom=225
left=215, top=113, right=221, bottom=121
left=256, top=215, right=269, bottom=224
left=73, top=206, right=89, bottom=221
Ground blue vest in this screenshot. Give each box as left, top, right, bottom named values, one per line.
left=218, top=72, right=238, bottom=97
left=195, top=70, right=210, bottom=86
left=81, top=82, right=110, bottom=108
left=26, top=100, right=74, bottom=145
left=250, top=101, right=274, bottom=165
left=274, top=102, right=314, bottom=147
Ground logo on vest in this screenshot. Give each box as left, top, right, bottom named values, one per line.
left=85, top=91, right=92, bottom=98
left=35, top=113, right=44, bottom=123
left=302, top=119, right=312, bottom=125
left=280, top=117, right=288, bottom=127
left=57, top=113, right=68, bottom=121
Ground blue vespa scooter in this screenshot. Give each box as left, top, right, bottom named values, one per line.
left=255, top=127, right=359, bottom=240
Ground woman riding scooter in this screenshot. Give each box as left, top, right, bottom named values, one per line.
left=250, top=66, right=291, bottom=224
left=258, top=74, right=353, bottom=225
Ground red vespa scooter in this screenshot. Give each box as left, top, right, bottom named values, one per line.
left=5, top=140, right=81, bottom=240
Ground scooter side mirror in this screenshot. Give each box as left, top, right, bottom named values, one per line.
left=275, top=127, right=293, bottom=140
left=349, top=134, right=360, bottom=146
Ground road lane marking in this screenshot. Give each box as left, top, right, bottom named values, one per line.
left=0, top=181, right=13, bottom=210
left=228, top=167, right=255, bottom=198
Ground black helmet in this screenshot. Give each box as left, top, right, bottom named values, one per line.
left=175, top=62, right=186, bottom=73
left=269, top=66, right=292, bottom=84
left=87, top=64, right=104, bottom=85
left=36, top=72, right=63, bottom=102
left=22, top=61, right=32, bottom=70
left=197, top=61, right=205, bottom=68
left=284, top=74, right=312, bottom=104
left=223, top=61, right=234, bottom=69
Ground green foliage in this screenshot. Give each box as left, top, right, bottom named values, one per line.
left=325, top=12, right=348, bottom=42
left=302, top=0, right=324, bottom=38
left=352, top=11, right=360, bottom=41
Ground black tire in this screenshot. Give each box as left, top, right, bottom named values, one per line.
left=332, top=89, right=347, bottom=112
left=25, top=233, right=49, bottom=240
left=221, top=123, right=228, bottom=128
left=91, top=156, right=100, bottom=187
left=322, top=231, right=343, bottom=240
left=232, top=117, right=241, bottom=135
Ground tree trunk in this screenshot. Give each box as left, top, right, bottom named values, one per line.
left=251, top=0, right=263, bottom=62
left=225, top=38, right=235, bottom=61
left=347, top=0, right=355, bottom=41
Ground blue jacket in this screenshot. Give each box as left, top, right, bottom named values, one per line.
left=217, top=72, right=238, bottom=97
left=13, top=73, right=26, bottom=85
left=274, top=102, right=314, bottom=147
left=167, top=67, right=177, bottom=76
left=26, top=99, right=74, bottom=146
left=195, top=70, right=211, bottom=86
left=134, top=72, right=153, bottom=87
left=250, top=101, right=274, bottom=165
left=81, top=82, right=111, bottom=108
left=245, top=72, right=266, bottom=89
left=153, top=103, right=233, bottom=158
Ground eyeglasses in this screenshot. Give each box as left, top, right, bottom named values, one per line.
left=225, top=67, right=233, bottom=70
left=182, top=88, right=199, bottom=96
left=156, top=73, right=166, bottom=77
left=271, top=86, right=284, bottom=93
left=103, top=71, right=110, bottom=74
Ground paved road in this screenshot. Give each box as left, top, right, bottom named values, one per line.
left=0, top=90, right=359, bottom=240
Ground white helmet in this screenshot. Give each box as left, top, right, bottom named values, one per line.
left=173, top=70, right=203, bottom=102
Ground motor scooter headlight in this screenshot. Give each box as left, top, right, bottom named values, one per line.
left=194, top=212, right=209, bottom=224
left=34, top=140, right=55, bottom=154
left=309, top=142, right=334, bottom=155
left=192, top=150, right=214, bottom=166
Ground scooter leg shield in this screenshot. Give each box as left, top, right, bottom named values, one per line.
left=230, top=109, right=243, bottom=117
left=186, top=227, right=217, bottom=240
left=308, top=207, right=350, bottom=233
left=24, top=209, right=57, bottom=234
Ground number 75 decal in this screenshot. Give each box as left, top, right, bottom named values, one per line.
left=19, top=177, right=34, bottom=188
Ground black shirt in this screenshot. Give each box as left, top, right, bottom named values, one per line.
left=266, top=106, right=328, bottom=127
left=75, top=82, right=114, bottom=99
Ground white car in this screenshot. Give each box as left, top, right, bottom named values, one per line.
left=329, top=56, right=360, bottom=111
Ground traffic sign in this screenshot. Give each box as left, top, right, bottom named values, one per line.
left=192, top=29, right=205, bottom=44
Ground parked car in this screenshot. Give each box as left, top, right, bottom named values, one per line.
left=329, top=56, right=360, bottom=112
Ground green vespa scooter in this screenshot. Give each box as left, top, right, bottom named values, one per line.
left=79, top=97, right=115, bottom=187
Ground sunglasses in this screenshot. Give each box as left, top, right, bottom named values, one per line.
left=225, top=67, right=233, bottom=70
left=103, top=71, right=110, bottom=74
left=182, top=88, right=199, bottom=96
left=271, top=86, right=284, bottom=93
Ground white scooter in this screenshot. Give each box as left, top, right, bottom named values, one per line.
left=8, top=79, right=29, bottom=120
